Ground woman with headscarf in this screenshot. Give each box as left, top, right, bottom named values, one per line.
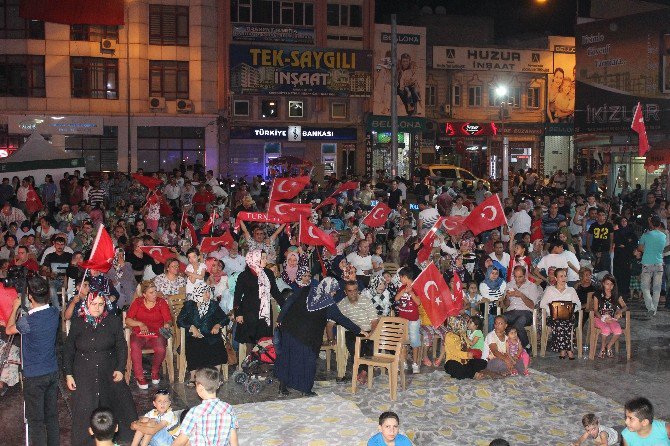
left=177, top=282, right=229, bottom=386
left=479, top=265, right=507, bottom=332
left=281, top=248, right=310, bottom=290
left=233, top=250, right=282, bottom=346
left=275, top=277, right=362, bottom=396
left=613, top=216, right=636, bottom=298
left=105, top=248, right=136, bottom=311
left=442, top=316, right=488, bottom=379
left=362, top=274, right=392, bottom=316
left=64, top=292, right=138, bottom=445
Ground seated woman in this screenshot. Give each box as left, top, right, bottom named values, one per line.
left=280, top=247, right=309, bottom=291
left=592, top=274, right=627, bottom=358
left=125, top=280, right=173, bottom=389
left=442, top=316, right=488, bottom=380
left=177, top=282, right=229, bottom=386
left=539, top=268, right=582, bottom=359
left=106, top=248, right=137, bottom=311
left=153, top=258, right=187, bottom=299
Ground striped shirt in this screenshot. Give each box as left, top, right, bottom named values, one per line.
left=180, top=398, right=237, bottom=446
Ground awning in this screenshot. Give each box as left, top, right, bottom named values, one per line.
left=643, top=140, right=670, bottom=172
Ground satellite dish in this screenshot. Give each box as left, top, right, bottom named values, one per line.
left=435, top=6, right=447, bottom=15
left=420, top=6, right=433, bottom=15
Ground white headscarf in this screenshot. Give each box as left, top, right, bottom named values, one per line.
left=246, top=250, right=272, bottom=325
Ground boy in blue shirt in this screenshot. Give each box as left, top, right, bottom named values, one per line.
left=368, top=411, right=412, bottom=446
left=622, top=397, right=670, bottom=446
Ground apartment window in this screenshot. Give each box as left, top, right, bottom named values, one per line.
left=149, top=5, right=189, bottom=46
left=467, top=86, right=481, bottom=107
left=508, top=86, right=521, bottom=108
left=288, top=100, right=303, bottom=118
left=137, top=126, right=205, bottom=172
left=327, top=3, right=362, bottom=27
left=0, top=54, right=45, bottom=97
left=149, top=61, right=189, bottom=100
left=71, top=25, right=119, bottom=42
left=71, top=57, right=118, bottom=99
left=65, top=126, right=118, bottom=172
left=231, top=0, right=314, bottom=26
left=261, top=99, right=278, bottom=118
left=452, top=85, right=461, bottom=106
left=425, top=85, right=436, bottom=107
left=488, top=87, right=499, bottom=107
left=0, top=0, right=44, bottom=39
left=233, top=100, right=250, bottom=116
left=331, top=102, right=347, bottom=119
left=527, top=87, right=540, bottom=108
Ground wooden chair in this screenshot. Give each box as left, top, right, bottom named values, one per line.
left=351, top=316, right=408, bottom=401
left=320, top=329, right=337, bottom=372
left=588, top=310, right=631, bottom=360
left=540, top=304, right=583, bottom=358
left=166, top=292, right=186, bottom=355
left=123, top=311, right=175, bottom=384
left=383, top=262, right=400, bottom=276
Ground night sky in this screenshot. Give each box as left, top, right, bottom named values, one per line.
left=376, top=0, right=586, bottom=40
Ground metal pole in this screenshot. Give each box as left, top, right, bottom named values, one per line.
left=126, top=5, right=132, bottom=173
left=390, top=14, right=398, bottom=178
left=501, top=102, right=509, bottom=199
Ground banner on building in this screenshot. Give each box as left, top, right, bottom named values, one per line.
left=20, top=0, right=124, bottom=25
left=232, top=25, right=314, bottom=45
left=373, top=25, right=426, bottom=117
left=575, top=10, right=670, bottom=132
left=547, top=36, right=576, bottom=124
left=229, top=44, right=372, bottom=97
left=432, top=46, right=552, bottom=73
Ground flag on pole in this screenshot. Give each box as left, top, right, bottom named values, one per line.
left=298, top=216, right=336, bottom=254
left=180, top=212, right=198, bottom=245
left=25, top=185, right=43, bottom=215
left=267, top=202, right=313, bottom=223
left=80, top=225, right=115, bottom=272
left=361, top=202, right=392, bottom=228
left=631, top=101, right=650, bottom=156
left=412, top=262, right=453, bottom=328
left=200, top=232, right=235, bottom=254
left=463, top=194, right=507, bottom=236
left=131, top=173, right=163, bottom=190
left=201, top=209, right=217, bottom=236
left=268, top=176, right=311, bottom=202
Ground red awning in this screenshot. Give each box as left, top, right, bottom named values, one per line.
left=643, top=140, right=670, bottom=172
left=20, top=0, right=124, bottom=26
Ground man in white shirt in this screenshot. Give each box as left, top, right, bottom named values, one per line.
left=503, top=265, right=541, bottom=351
left=489, top=241, right=510, bottom=271
left=560, top=244, right=581, bottom=286
left=534, top=241, right=569, bottom=279
left=346, top=240, right=373, bottom=286
left=164, top=177, right=182, bottom=209
left=222, top=242, right=246, bottom=275
left=508, top=202, right=532, bottom=237
left=418, top=202, right=440, bottom=232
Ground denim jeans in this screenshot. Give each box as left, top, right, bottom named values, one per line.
left=48, top=277, right=64, bottom=311
left=641, top=263, right=664, bottom=313
left=24, top=371, right=60, bottom=446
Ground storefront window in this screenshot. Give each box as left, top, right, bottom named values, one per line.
left=137, top=126, right=205, bottom=173
left=64, top=126, right=118, bottom=172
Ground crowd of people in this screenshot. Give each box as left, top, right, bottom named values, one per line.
left=1, top=163, right=669, bottom=445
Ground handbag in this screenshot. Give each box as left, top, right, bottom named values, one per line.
left=223, top=332, right=237, bottom=365
left=550, top=301, right=575, bottom=321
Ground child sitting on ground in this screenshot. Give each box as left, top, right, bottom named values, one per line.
left=622, top=397, right=670, bottom=446
left=368, top=411, right=412, bottom=446
left=465, top=316, right=485, bottom=359
left=131, top=389, right=181, bottom=446
left=506, top=327, right=529, bottom=376
left=89, top=407, right=119, bottom=446
left=571, top=413, right=618, bottom=446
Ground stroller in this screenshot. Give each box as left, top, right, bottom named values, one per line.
left=233, top=337, right=276, bottom=394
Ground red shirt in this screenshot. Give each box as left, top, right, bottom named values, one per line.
left=396, top=285, right=419, bottom=321
left=192, top=191, right=215, bottom=214
left=127, top=297, right=172, bottom=334
left=10, top=258, right=39, bottom=272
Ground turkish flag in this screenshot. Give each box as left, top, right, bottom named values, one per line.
left=141, top=246, right=176, bottom=264
left=417, top=217, right=446, bottom=264
left=442, top=216, right=468, bottom=237
left=332, top=181, right=359, bottom=196
left=25, top=185, right=43, bottom=214
left=314, top=197, right=337, bottom=210
left=267, top=202, right=313, bottom=223
left=362, top=202, right=392, bottom=228
left=180, top=212, right=198, bottom=244
left=132, top=173, right=163, bottom=190
left=463, top=194, right=507, bottom=236
left=631, top=102, right=650, bottom=156
left=201, top=209, right=217, bottom=236
left=412, top=262, right=452, bottom=328
left=159, top=193, right=173, bottom=216
left=0, top=283, right=18, bottom=325
left=80, top=225, right=115, bottom=272
left=269, top=176, right=311, bottom=201
left=200, top=232, right=235, bottom=254
left=20, top=0, right=124, bottom=25
left=298, top=216, right=336, bottom=254
left=449, top=272, right=465, bottom=316
left=234, top=212, right=284, bottom=232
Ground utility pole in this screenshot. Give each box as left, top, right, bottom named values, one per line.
left=390, top=14, right=398, bottom=178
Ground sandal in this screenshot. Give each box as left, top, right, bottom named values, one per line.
left=433, top=359, right=442, bottom=367
left=422, top=357, right=432, bottom=367
left=356, top=371, right=368, bottom=385
left=606, top=348, right=614, bottom=358
left=598, top=349, right=606, bottom=359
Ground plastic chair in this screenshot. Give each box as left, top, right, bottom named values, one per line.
left=123, top=311, right=174, bottom=384
left=320, top=328, right=337, bottom=372
left=588, top=310, right=631, bottom=360
left=351, top=317, right=408, bottom=401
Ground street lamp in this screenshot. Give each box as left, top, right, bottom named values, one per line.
left=495, top=85, right=510, bottom=199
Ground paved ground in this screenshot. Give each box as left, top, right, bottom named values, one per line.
left=1, top=299, right=668, bottom=445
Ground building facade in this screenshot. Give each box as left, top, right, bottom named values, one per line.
left=0, top=0, right=219, bottom=174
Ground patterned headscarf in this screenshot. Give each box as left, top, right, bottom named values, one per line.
left=246, top=250, right=272, bottom=325
left=363, top=275, right=390, bottom=316
left=190, top=282, right=212, bottom=318
left=307, top=277, right=340, bottom=312
left=79, top=291, right=113, bottom=328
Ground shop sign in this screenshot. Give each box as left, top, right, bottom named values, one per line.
left=365, top=133, right=373, bottom=177
left=229, top=44, right=372, bottom=97
left=545, top=122, right=574, bottom=136
left=443, top=122, right=498, bottom=137
left=8, top=115, right=104, bottom=135
left=366, top=115, right=426, bottom=133
left=232, top=24, right=314, bottom=45
left=230, top=126, right=357, bottom=141
left=432, top=46, right=552, bottom=73
left=503, top=125, right=545, bottom=136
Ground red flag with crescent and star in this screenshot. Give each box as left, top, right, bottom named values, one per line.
left=298, top=216, right=336, bottom=254
left=417, top=217, right=446, bottom=264
left=332, top=181, right=359, bottom=196
left=449, top=271, right=465, bottom=316
left=140, top=246, right=176, bottom=264
left=200, top=232, right=235, bottom=254
left=463, top=194, right=507, bottom=236
left=362, top=202, right=392, bottom=228
left=442, top=215, right=468, bottom=237
left=267, top=202, right=313, bottom=223
left=268, top=176, right=311, bottom=202
left=314, top=196, right=337, bottom=211
left=25, top=185, right=43, bottom=215
left=80, top=225, right=115, bottom=272
left=132, top=173, right=163, bottom=190
left=412, top=262, right=453, bottom=328
left=180, top=212, right=198, bottom=245
left=631, top=101, right=650, bottom=156
left=201, top=209, right=217, bottom=236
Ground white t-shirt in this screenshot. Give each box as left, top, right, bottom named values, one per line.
left=482, top=330, right=507, bottom=361
left=185, top=262, right=207, bottom=295
left=419, top=207, right=440, bottom=229
left=223, top=254, right=246, bottom=275
left=561, top=250, right=580, bottom=282
left=536, top=253, right=568, bottom=273
left=509, top=210, right=531, bottom=235
left=144, top=408, right=182, bottom=439
left=489, top=252, right=511, bottom=269
left=346, top=252, right=373, bottom=276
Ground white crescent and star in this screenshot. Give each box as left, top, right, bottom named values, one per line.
left=273, top=203, right=289, bottom=215
left=277, top=180, right=297, bottom=193
left=423, top=280, right=439, bottom=299
left=372, top=207, right=385, bottom=220
left=481, top=205, right=497, bottom=221
left=307, top=226, right=319, bottom=239
left=148, top=247, right=164, bottom=258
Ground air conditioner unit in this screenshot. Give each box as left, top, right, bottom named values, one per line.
left=100, top=39, right=117, bottom=52
left=176, top=99, right=194, bottom=113
left=149, top=96, right=166, bottom=110
left=439, top=104, right=451, bottom=117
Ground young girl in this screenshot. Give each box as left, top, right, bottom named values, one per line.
left=593, top=274, right=627, bottom=358
left=185, top=248, right=207, bottom=300
left=395, top=267, right=422, bottom=374
left=465, top=315, right=485, bottom=359
left=465, top=281, right=482, bottom=315
left=506, top=327, right=530, bottom=375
